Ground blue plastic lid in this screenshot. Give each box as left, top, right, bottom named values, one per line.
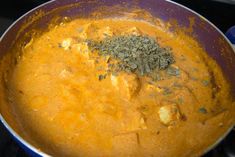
left=225, top=26, right=235, bottom=44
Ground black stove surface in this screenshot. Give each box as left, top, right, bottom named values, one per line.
left=0, top=0, right=235, bottom=157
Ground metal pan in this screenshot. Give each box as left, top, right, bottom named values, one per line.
left=0, top=0, right=234, bottom=156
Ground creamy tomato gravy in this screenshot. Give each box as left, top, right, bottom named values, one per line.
left=5, top=19, right=235, bottom=157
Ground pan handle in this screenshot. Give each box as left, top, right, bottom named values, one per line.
left=225, top=26, right=235, bottom=49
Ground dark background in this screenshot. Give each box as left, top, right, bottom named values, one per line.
left=0, top=0, right=235, bottom=157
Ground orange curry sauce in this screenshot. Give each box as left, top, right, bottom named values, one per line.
left=3, top=19, right=235, bottom=157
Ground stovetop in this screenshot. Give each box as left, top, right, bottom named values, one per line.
left=0, top=0, right=235, bottom=157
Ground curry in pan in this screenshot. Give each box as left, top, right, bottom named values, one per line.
left=1, top=18, right=235, bottom=157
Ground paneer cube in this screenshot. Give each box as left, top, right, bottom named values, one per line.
left=99, top=26, right=113, bottom=39
left=140, top=117, right=147, bottom=130
left=79, top=23, right=97, bottom=39
left=123, top=74, right=141, bottom=99
left=158, top=104, right=181, bottom=125
left=145, top=84, right=163, bottom=93
left=72, top=42, right=96, bottom=67
left=111, top=73, right=141, bottom=99
left=125, top=27, right=142, bottom=36
left=59, top=68, right=72, bottom=79
left=73, top=42, right=90, bottom=59
left=121, top=110, right=146, bottom=132
left=61, top=38, right=73, bottom=50
left=111, top=74, right=119, bottom=87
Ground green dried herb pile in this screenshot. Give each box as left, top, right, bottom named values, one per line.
left=87, top=35, right=174, bottom=76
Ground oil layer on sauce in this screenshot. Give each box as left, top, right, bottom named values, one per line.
left=7, top=19, right=235, bottom=157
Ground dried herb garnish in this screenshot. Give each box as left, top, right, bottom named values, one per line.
left=163, top=87, right=172, bottom=95
left=98, top=74, right=106, bottom=81
left=177, top=97, right=183, bottom=104
left=199, top=107, right=207, bottom=114
left=173, top=82, right=182, bottom=88
left=202, top=80, right=210, bottom=86
left=166, top=66, right=180, bottom=76
left=18, top=90, right=24, bottom=95
left=150, top=70, right=162, bottom=81
left=191, top=77, right=198, bottom=81
left=87, top=35, right=174, bottom=77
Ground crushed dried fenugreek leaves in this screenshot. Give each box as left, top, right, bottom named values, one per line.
left=87, top=35, right=175, bottom=79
